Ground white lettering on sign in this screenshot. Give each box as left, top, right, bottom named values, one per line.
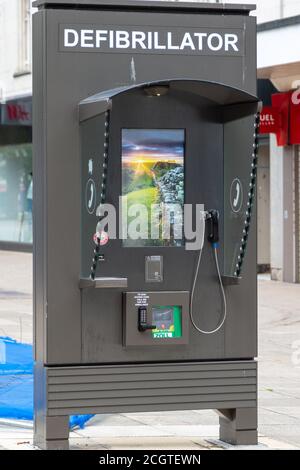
left=132, top=31, right=147, bottom=50
left=225, top=34, right=239, bottom=51
left=64, top=28, right=79, bottom=47
left=167, top=32, right=179, bottom=50
left=134, top=293, right=149, bottom=307
left=180, top=33, right=195, bottom=51
left=81, top=29, right=94, bottom=48
left=96, top=30, right=108, bottom=48
left=62, top=27, right=242, bottom=55
left=260, top=114, right=275, bottom=123
left=116, top=31, right=130, bottom=49
left=207, top=33, right=223, bottom=51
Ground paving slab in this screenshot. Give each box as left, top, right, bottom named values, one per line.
left=0, top=419, right=298, bottom=450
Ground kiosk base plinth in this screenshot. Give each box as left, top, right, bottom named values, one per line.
left=34, top=415, right=69, bottom=450
left=217, top=407, right=258, bottom=445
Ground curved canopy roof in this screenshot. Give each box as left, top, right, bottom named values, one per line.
left=79, top=79, right=259, bottom=122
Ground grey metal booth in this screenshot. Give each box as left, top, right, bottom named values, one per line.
left=33, top=0, right=260, bottom=449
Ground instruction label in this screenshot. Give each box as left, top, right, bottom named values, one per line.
left=134, top=293, right=149, bottom=307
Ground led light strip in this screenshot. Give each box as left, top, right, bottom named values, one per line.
left=90, top=110, right=110, bottom=280
left=234, top=112, right=260, bottom=277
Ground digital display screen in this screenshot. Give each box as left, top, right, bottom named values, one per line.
left=121, top=129, right=184, bottom=247
left=151, top=306, right=182, bottom=339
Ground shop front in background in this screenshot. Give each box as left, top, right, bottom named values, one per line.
left=0, top=96, right=32, bottom=248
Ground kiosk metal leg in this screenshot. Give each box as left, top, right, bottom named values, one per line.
left=217, top=407, right=258, bottom=445
left=34, top=363, right=70, bottom=449
left=34, top=415, right=69, bottom=450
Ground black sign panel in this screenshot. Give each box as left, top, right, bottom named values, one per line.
left=59, top=24, right=245, bottom=56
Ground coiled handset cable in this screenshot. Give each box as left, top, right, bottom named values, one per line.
left=189, top=210, right=227, bottom=335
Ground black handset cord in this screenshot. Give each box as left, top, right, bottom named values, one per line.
left=234, top=112, right=260, bottom=277
left=189, top=213, right=227, bottom=335
left=90, top=110, right=110, bottom=280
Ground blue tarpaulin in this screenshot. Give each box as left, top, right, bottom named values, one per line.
left=0, top=337, right=93, bottom=428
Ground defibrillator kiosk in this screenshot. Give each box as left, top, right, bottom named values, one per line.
left=33, top=0, right=260, bottom=449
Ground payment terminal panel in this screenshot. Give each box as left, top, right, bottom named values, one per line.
left=123, top=291, right=190, bottom=346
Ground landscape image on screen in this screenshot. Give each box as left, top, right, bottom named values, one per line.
left=122, top=129, right=184, bottom=247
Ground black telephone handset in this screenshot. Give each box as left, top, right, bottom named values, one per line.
left=206, top=210, right=219, bottom=247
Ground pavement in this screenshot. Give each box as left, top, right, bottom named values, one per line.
left=0, top=251, right=300, bottom=450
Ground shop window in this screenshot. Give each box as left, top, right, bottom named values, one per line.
left=0, top=143, right=32, bottom=243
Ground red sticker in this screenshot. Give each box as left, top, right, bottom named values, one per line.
left=93, top=231, right=109, bottom=246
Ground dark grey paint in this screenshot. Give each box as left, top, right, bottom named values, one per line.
left=80, top=86, right=257, bottom=364
left=45, top=360, right=257, bottom=415
left=33, top=0, right=257, bottom=373
left=79, top=80, right=258, bottom=121
left=33, top=0, right=258, bottom=448
left=33, top=0, right=256, bottom=14
left=81, top=90, right=226, bottom=363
